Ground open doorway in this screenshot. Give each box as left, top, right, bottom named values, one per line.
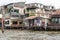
left=0, top=22, right=2, bottom=27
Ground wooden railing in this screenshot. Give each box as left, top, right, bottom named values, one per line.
left=47, top=23, right=60, bottom=29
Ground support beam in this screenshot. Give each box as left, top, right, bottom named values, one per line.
left=2, top=18, right=4, bottom=33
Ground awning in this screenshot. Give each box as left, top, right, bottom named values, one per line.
left=24, top=16, right=37, bottom=20
left=52, top=14, right=60, bottom=18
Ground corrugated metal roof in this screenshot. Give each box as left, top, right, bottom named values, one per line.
left=24, top=16, right=37, bottom=20
left=53, top=9, right=60, bottom=15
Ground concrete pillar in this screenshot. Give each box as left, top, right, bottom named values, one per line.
left=45, top=19, right=48, bottom=30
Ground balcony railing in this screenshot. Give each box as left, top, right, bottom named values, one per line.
left=25, top=10, right=36, bottom=14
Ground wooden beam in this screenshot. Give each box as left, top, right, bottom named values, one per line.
left=2, top=18, right=4, bottom=33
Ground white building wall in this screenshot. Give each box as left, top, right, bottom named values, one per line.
left=13, top=7, right=26, bottom=15
left=0, top=14, right=2, bottom=18
left=5, top=19, right=11, bottom=26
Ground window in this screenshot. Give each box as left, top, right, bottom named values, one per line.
left=59, top=18, right=60, bottom=23
left=25, top=14, right=29, bottom=17
left=12, top=21, right=18, bottom=24
left=19, top=22, right=22, bottom=24
left=55, top=18, right=59, bottom=23
left=27, top=9, right=29, bottom=12
left=51, top=18, right=59, bottom=23
left=14, top=9, right=19, bottom=13
left=24, top=9, right=25, bottom=13
left=51, top=18, right=55, bottom=23
left=10, top=9, right=13, bottom=12
left=5, top=21, right=9, bottom=24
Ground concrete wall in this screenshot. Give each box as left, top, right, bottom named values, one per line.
left=13, top=7, right=26, bottom=15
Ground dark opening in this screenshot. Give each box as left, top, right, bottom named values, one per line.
left=12, top=21, right=18, bottom=24
left=0, top=22, right=2, bottom=27
left=14, top=9, right=19, bottom=13
left=5, top=21, right=9, bottom=24
left=25, top=14, right=29, bottom=17
left=19, top=22, right=22, bottom=24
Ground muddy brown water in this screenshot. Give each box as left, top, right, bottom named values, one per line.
left=0, top=29, right=60, bottom=40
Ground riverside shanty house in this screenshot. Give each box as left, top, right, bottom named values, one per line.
left=10, top=12, right=23, bottom=28
left=42, top=5, right=54, bottom=29
left=48, top=9, right=60, bottom=30
left=1, top=2, right=25, bottom=28
left=0, top=2, right=54, bottom=29
left=4, top=12, right=23, bottom=28
left=24, top=3, right=54, bottom=29
left=24, top=3, right=43, bottom=29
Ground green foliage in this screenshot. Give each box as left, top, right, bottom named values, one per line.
left=29, top=13, right=35, bottom=16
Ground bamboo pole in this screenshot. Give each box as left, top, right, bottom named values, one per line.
left=2, top=17, right=4, bottom=33
left=1, top=6, right=4, bottom=33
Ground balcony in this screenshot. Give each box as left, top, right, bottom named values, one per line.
left=11, top=19, right=23, bottom=27
left=25, top=9, right=36, bottom=14
left=25, top=6, right=37, bottom=14
left=40, top=14, right=49, bottom=19
left=29, top=13, right=35, bottom=16
left=10, top=12, right=20, bottom=19
left=4, top=13, right=10, bottom=19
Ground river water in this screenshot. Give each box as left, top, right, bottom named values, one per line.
left=0, top=29, right=60, bottom=40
